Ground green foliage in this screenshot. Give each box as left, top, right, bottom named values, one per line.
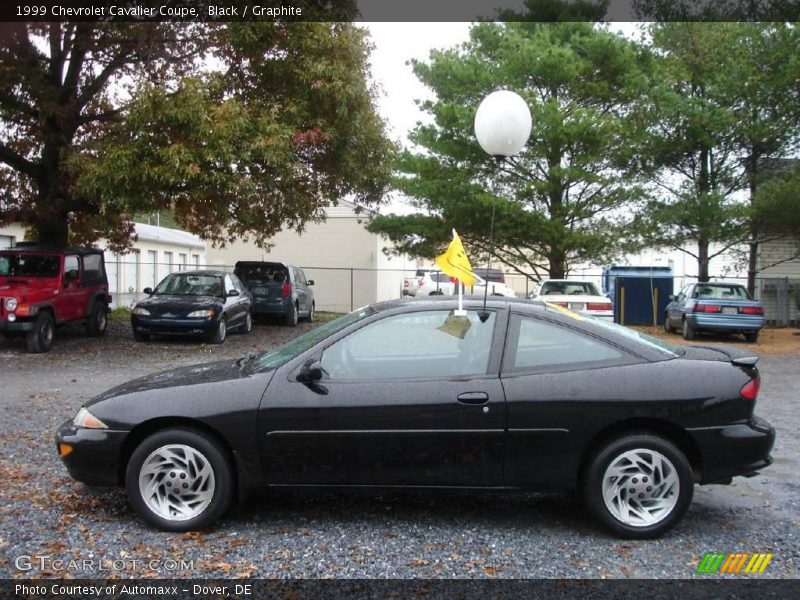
left=369, top=18, right=650, bottom=279
left=636, top=22, right=800, bottom=284
left=754, top=167, right=800, bottom=238
left=0, top=21, right=394, bottom=251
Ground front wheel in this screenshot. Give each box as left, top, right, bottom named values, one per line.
left=207, top=317, right=227, bottom=344
left=26, top=311, right=55, bottom=353
left=663, top=314, right=673, bottom=334
left=583, top=433, right=693, bottom=539
left=125, top=428, right=233, bottom=531
left=306, top=301, right=315, bottom=323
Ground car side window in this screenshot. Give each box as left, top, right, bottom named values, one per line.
left=677, top=286, right=690, bottom=302
left=320, top=310, right=496, bottom=381
left=64, top=255, right=80, bottom=282
left=82, top=254, right=104, bottom=285
left=505, top=315, right=625, bottom=373
left=297, top=269, right=307, bottom=286
left=224, top=275, right=235, bottom=296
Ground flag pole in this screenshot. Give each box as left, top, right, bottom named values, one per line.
left=453, top=229, right=467, bottom=316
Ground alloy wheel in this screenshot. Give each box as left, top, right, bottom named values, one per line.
left=138, top=444, right=216, bottom=522
left=601, top=448, right=680, bottom=528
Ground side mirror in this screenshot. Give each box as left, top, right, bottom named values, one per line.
left=143, top=287, right=153, bottom=295
left=669, top=294, right=677, bottom=301
left=64, top=270, right=79, bottom=284
left=307, top=280, right=314, bottom=286
left=227, top=289, right=240, bottom=297
left=297, top=360, right=323, bottom=383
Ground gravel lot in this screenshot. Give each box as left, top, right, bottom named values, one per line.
left=0, top=318, right=798, bottom=580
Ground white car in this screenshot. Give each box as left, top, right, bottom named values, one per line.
left=417, top=271, right=516, bottom=298
left=530, top=279, right=613, bottom=320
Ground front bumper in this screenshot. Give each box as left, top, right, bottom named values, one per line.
left=688, top=415, right=775, bottom=484
left=686, top=313, right=764, bottom=332
left=131, top=315, right=217, bottom=336
left=55, top=420, right=129, bottom=487
left=0, top=318, right=34, bottom=332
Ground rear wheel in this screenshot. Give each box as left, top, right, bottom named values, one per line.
left=125, top=428, right=233, bottom=531
left=240, top=311, right=252, bottom=334
left=583, top=433, right=693, bottom=539
left=85, top=301, right=108, bottom=336
left=26, top=311, right=55, bottom=353
left=744, top=331, right=759, bottom=343
left=207, top=317, right=227, bottom=344
left=682, top=319, right=695, bottom=340
left=285, top=303, right=298, bottom=327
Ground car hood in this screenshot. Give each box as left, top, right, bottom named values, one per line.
left=136, top=294, right=223, bottom=312
left=87, top=359, right=245, bottom=405
left=0, top=280, right=58, bottom=301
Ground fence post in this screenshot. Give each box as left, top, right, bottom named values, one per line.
left=350, top=268, right=354, bottom=312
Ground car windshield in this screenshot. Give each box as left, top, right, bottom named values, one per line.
left=154, top=273, right=223, bottom=297
left=236, top=263, right=286, bottom=284
left=541, top=281, right=600, bottom=296
left=249, top=307, right=376, bottom=372
left=694, top=285, right=751, bottom=300
left=0, top=253, right=60, bottom=277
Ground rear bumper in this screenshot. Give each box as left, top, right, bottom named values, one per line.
left=686, top=313, right=764, bottom=332
left=55, top=420, right=128, bottom=487
left=688, top=415, right=775, bottom=484
left=251, top=297, right=291, bottom=316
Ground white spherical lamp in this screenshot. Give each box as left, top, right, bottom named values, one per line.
left=474, top=90, right=532, bottom=158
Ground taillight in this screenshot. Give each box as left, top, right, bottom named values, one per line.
left=741, top=306, right=764, bottom=315
left=693, top=304, right=721, bottom=313
left=403, top=280, right=409, bottom=288
left=282, top=281, right=291, bottom=297
left=552, top=302, right=568, bottom=307
left=587, top=302, right=612, bottom=311
left=418, top=278, right=424, bottom=286
left=740, top=376, right=760, bottom=401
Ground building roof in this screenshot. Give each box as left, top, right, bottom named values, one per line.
left=134, top=222, right=205, bottom=250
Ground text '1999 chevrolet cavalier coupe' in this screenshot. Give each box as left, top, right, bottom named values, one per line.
left=56, top=297, right=775, bottom=538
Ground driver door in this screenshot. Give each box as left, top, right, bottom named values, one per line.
left=258, top=308, right=507, bottom=487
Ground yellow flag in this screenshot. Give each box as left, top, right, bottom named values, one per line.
left=435, top=230, right=477, bottom=286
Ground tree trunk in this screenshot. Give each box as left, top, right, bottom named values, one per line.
left=746, top=152, right=760, bottom=297
left=548, top=250, right=567, bottom=279
left=33, top=213, right=69, bottom=247
left=697, top=236, right=710, bottom=282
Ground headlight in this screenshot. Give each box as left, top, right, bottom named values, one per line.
left=187, top=309, right=216, bottom=318
left=4, top=298, right=18, bottom=311
left=73, top=407, right=108, bottom=429
left=132, top=307, right=150, bottom=316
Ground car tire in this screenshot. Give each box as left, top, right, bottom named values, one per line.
left=208, top=317, right=227, bottom=344
left=306, top=301, right=315, bottom=323
left=744, top=331, right=759, bottom=343
left=663, top=314, right=673, bottom=334
left=85, top=301, right=108, bottom=337
left=583, top=433, right=693, bottom=539
left=285, top=303, right=298, bottom=327
left=26, top=311, right=55, bottom=353
left=682, top=319, right=695, bottom=340
left=125, top=428, right=233, bottom=532
left=240, top=311, right=253, bottom=334
left=133, top=330, right=150, bottom=342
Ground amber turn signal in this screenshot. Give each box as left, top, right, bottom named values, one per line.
left=58, top=443, right=74, bottom=457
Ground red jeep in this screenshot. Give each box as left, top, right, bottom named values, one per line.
left=0, top=245, right=112, bottom=353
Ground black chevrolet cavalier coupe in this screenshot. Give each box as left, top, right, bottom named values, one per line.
left=56, top=298, right=775, bottom=538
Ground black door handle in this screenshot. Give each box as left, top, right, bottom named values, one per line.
left=457, top=392, right=489, bottom=405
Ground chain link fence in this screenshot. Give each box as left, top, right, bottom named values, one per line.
left=105, top=258, right=800, bottom=326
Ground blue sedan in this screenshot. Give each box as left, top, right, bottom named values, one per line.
left=664, top=283, right=765, bottom=342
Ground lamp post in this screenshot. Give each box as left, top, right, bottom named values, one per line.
left=473, top=90, right=532, bottom=317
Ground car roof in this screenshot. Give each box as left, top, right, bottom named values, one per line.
left=164, top=270, right=228, bottom=277
left=1, top=245, right=104, bottom=256
left=235, top=261, right=289, bottom=268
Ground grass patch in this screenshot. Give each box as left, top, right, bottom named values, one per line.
left=314, top=311, right=343, bottom=323
left=107, top=306, right=132, bottom=322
